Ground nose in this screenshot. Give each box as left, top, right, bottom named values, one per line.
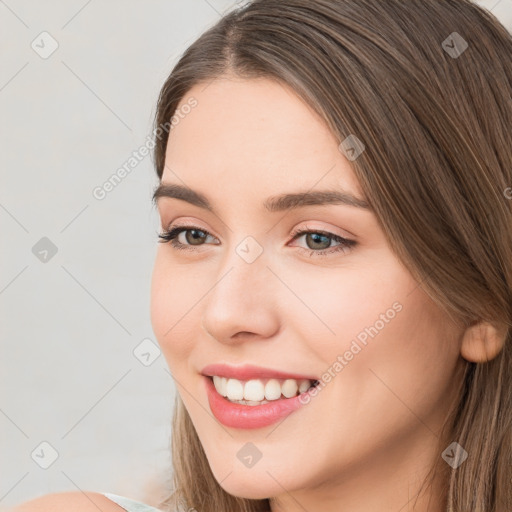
left=201, top=246, right=281, bottom=345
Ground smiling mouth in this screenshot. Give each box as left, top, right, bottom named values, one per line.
left=208, top=375, right=320, bottom=405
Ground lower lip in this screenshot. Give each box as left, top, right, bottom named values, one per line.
left=204, top=376, right=316, bottom=429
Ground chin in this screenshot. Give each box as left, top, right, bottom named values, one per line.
left=216, top=475, right=276, bottom=500
left=206, top=454, right=305, bottom=501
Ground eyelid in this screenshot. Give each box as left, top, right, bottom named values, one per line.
left=161, top=217, right=214, bottom=235
left=289, top=221, right=355, bottom=240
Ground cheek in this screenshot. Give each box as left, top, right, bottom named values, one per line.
left=289, top=254, right=459, bottom=399
left=282, top=254, right=405, bottom=366
left=325, top=271, right=461, bottom=437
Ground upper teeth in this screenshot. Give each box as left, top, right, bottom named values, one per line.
left=212, top=376, right=314, bottom=402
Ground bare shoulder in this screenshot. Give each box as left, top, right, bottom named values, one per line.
left=11, top=491, right=126, bottom=512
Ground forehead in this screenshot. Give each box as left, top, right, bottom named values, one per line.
left=163, top=76, right=363, bottom=199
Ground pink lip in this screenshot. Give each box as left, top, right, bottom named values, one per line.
left=203, top=375, right=317, bottom=429
left=200, top=363, right=318, bottom=381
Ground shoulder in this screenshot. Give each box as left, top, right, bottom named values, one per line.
left=11, top=491, right=127, bottom=512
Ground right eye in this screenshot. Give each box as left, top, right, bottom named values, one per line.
left=157, top=225, right=219, bottom=251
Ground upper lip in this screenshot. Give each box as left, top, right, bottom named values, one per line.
left=200, top=363, right=318, bottom=381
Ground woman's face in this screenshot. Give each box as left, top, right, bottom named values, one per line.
left=150, top=76, right=466, bottom=507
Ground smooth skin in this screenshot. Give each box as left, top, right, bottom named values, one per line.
left=11, top=491, right=125, bottom=511
left=13, top=76, right=504, bottom=512
left=150, top=75, right=505, bottom=512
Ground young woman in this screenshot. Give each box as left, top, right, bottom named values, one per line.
left=14, top=0, right=511, bottom=511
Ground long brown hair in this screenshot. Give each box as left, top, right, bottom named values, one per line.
left=151, top=1, right=512, bottom=510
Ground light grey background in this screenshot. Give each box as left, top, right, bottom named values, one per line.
left=1, top=0, right=511, bottom=509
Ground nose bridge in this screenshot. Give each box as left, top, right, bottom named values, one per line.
left=201, top=235, right=279, bottom=342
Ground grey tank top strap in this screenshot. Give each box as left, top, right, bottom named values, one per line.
left=101, top=492, right=165, bottom=512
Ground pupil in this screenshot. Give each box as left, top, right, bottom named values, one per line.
left=186, top=229, right=206, bottom=245
left=307, top=233, right=330, bottom=250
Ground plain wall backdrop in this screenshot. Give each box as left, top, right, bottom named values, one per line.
left=1, top=0, right=511, bottom=509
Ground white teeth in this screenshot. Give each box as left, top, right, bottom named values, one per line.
left=282, top=379, right=298, bottom=398
left=226, top=378, right=244, bottom=400
left=211, top=376, right=315, bottom=403
left=243, top=379, right=265, bottom=401
left=298, top=379, right=310, bottom=393
left=213, top=375, right=228, bottom=397
left=230, top=399, right=270, bottom=406
left=264, top=379, right=282, bottom=400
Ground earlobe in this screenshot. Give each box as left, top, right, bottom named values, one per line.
left=460, top=320, right=509, bottom=363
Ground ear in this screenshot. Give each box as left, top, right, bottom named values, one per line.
left=460, top=320, right=508, bottom=363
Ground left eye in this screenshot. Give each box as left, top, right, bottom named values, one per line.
left=288, top=229, right=356, bottom=257
left=157, top=225, right=356, bottom=258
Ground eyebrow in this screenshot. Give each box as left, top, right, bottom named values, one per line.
left=152, top=182, right=371, bottom=212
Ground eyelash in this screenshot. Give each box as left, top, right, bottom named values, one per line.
left=157, top=224, right=356, bottom=258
